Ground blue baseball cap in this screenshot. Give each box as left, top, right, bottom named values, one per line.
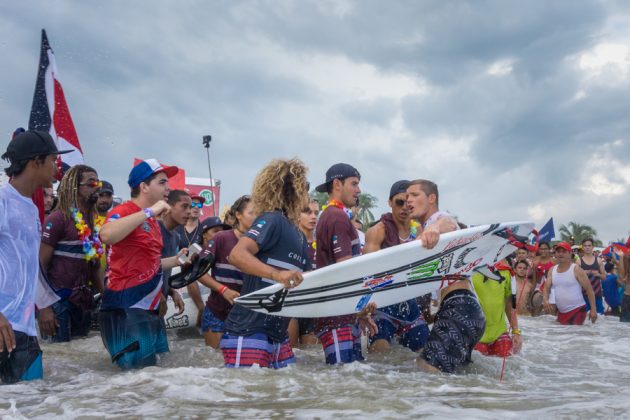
left=128, top=158, right=179, bottom=188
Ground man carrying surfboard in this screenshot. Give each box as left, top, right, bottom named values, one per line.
left=406, top=179, right=486, bottom=374
left=313, top=163, right=377, bottom=365
left=365, top=180, right=430, bottom=353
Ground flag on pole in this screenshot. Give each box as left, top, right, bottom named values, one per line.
left=28, top=29, right=84, bottom=174
left=538, top=217, right=555, bottom=242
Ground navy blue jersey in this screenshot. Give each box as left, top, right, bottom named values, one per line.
left=224, top=211, right=311, bottom=342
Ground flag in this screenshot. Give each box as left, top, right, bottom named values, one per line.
left=538, top=217, right=555, bottom=242
left=28, top=29, right=84, bottom=174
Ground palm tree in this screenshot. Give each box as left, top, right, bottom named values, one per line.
left=310, top=191, right=328, bottom=209
left=559, top=222, right=602, bottom=246
left=356, top=193, right=378, bottom=231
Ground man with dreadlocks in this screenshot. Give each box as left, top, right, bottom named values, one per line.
left=39, top=165, right=103, bottom=342
left=221, top=158, right=311, bottom=369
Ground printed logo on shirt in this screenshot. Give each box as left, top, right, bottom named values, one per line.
left=142, top=221, right=150, bottom=232
left=256, top=220, right=266, bottom=229
left=45, top=222, right=52, bottom=230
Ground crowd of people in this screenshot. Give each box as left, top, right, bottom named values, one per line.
left=1, top=129, right=629, bottom=384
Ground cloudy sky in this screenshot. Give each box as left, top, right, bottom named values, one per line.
left=1, top=1, right=629, bottom=242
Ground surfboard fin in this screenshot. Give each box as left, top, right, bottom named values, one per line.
left=474, top=265, right=504, bottom=282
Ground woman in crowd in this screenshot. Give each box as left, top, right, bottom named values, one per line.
left=197, top=195, right=255, bottom=348
left=220, top=158, right=311, bottom=368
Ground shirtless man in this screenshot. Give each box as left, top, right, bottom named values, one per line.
left=406, top=179, right=486, bottom=374
left=365, top=180, right=429, bottom=353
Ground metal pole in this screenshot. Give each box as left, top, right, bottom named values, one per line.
left=202, top=135, right=217, bottom=217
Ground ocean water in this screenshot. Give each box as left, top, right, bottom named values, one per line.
left=1, top=315, right=629, bottom=419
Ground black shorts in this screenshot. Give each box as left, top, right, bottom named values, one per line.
left=0, top=331, right=43, bottom=384
left=422, top=289, right=486, bottom=373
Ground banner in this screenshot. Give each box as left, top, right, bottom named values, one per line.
left=185, top=177, right=220, bottom=219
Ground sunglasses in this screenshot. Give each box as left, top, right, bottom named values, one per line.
left=191, top=202, right=203, bottom=209
left=393, top=198, right=406, bottom=207
left=80, top=180, right=102, bottom=188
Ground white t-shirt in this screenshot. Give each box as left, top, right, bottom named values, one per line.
left=0, top=183, right=58, bottom=335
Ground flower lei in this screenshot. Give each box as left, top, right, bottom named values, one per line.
left=71, top=208, right=105, bottom=261
left=409, top=219, right=420, bottom=240
left=321, top=199, right=353, bottom=220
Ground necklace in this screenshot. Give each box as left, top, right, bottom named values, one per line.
left=71, top=208, right=104, bottom=261
left=322, top=199, right=352, bottom=219
left=184, top=222, right=200, bottom=246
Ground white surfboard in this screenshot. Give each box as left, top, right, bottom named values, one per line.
left=235, top=221, right=534, bottom=318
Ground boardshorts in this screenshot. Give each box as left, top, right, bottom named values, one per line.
left=99, top=308, right=169, bottom=370
left=220, top=332, right=295, bottom=368
left=0, top=331, right=43, bottom=384
left=44, top=299, right=91, bottom=342
left=370, top=302, right=429, bottom=352
left=201, top=307, right=225, bottom=333
left=318, top=325, right=364, bottom=365
left=557, top=305, right=587, bottom=325
left=421, top=289, right=486, bottom=373
left=474, top=332, right=513, bottom=357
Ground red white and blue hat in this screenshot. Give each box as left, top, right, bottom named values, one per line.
left=128, top=158, right=179, bottom=188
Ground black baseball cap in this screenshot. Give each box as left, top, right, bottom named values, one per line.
left=1, top=130, right=72, bottom=162
left=389, top=180, right=410, bottom=199
left=99, top=180, right=114, bottom=195
left=200, top=216, right=231, bottom=232
left=315, top=163, right=361, bottom=192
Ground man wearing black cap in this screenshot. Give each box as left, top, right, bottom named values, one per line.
left=0, top=130, right=69, bottom=383
left=364, top=180, right=430, bottom=353
left=96, top=180, right=115, bottom=217
left=313, top=163, right=376, bottom=365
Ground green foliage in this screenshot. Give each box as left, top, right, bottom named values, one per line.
left=558, top=222, right=603, bottom=247
left=356, top=193, right=378, bottom=232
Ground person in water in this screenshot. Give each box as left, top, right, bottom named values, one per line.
left=473, top=260, right=522, bottom=357
left=406, top=179, right=486, bottom=374
left=197, top=196, right=253, bottom=348
left=221, top=158, right=310, bottom=369
left=364, top=180, right=430, bottom=354
left=543, top=242, right=597, bottom=326
left=0, top=130, right=64, bottom=383
left=98, top=159, right=185, bottom=370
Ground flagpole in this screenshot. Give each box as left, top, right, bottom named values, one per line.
left=202, top=135, right=217, bottom=217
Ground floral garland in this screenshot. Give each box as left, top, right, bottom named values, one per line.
left=321, top=199, right=353, bottom=220
left=71, top=208, right=105, bottom=261
left=409, top=219, right=420, bottom=240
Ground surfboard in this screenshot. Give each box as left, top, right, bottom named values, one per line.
left=235, top=221, right=534, bottom=318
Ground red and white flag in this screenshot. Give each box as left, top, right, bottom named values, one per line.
left=28, top=29, right=84, bottom=173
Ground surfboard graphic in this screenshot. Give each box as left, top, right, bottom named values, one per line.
left=235, top=221, right=534, bottom=318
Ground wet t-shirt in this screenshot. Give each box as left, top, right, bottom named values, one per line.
left=224, top=211, right=310, bottom=342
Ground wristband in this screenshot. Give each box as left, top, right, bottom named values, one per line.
left=143, top=207, right=155, bottom=219
left=219, top=285, right=228, bottom=295
left=512, top=328, right=521, bottom=335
